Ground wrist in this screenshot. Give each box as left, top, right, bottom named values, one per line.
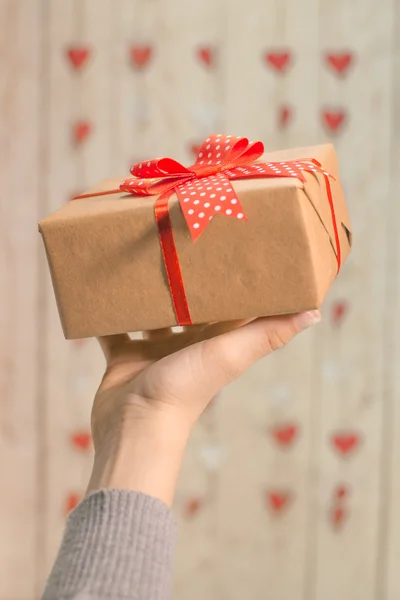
left=87, top=407, right=190, bottom=506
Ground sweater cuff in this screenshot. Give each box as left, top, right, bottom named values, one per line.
left=43, top=490, right=177, bottom=600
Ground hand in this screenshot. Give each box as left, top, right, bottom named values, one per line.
left=86, top=312, right=320, bottom=505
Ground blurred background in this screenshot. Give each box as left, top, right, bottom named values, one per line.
left=1, top=0, right=399, bottom=598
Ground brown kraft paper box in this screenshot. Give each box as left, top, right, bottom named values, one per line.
left=39, top=143, right=352, bottom=339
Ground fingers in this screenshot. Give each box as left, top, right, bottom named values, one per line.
left=188, top=319, right=255, bottom=342
left=200, top=311, right=321, bottom=388
left=97, top=311, right=319, bottom=372
left=141, top=327, right=205, bottom=358
left=98, top=326, right=210, bottom=365
left=145, top=320, right=253, bottom=348
left=145, top=328, right=174, bottom=340
left=142, top=324, right=210, bottom=355
left=97, top=334, right=131, bottom=361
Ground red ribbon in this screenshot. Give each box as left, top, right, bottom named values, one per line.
left=75, top=134, right=341, bottom=326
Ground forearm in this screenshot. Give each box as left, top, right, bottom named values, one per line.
left=43, top=412, right=188, bottom=600
left=87, top=408, right=190, bottom=506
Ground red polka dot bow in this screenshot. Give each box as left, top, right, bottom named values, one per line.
left=120, top=134, right=330, bottom=241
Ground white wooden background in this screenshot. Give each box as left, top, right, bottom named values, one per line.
left=0, top=0, right=399, bottom=598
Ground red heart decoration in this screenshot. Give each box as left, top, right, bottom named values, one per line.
left=331, top=432, right=361, bottom=456
left=73, top=121, right=92, bottom=144
left=65, top=492, right=80, bottom=514
left=331, top=505, right=347, bottom=530
left=322, top=110, right=346, bottom=133
left=66, top=47, right=90, bottom=71
left=335, top=484, right=350, bottom=499
left=129, top=45, right=153, bottom=69
left=271, top=423, right=299, bottom=448
left=197, top=46, right=214, bottom=67
left=70, top=431, right=91, bottom=451
left=183, top=497, right=204, bottom=518
left=266, top=491, right=292, bottom=514
left=265, top=51, right=292, bottom=73
left=331, top=299, right=349, bottom=326
left=278, top=105, right=292, bottom=128
left=326, top=52, right=353, bottom=76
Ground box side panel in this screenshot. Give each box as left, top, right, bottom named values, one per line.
left=297, top=188, right=339, bottom=307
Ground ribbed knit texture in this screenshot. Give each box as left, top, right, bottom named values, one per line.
left=42, top=490, right=177, bottom=600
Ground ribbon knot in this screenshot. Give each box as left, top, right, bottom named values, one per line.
left=119, top=134, right=333, bottom=242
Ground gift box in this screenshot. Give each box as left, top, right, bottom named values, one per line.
left=39, top=135, right=352, bottom=339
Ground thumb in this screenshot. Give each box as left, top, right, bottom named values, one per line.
left=200, top=310, right=321, bottom=391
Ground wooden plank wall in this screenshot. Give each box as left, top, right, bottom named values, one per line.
left=0, top=0, right=398, bottom=598
left=0, top=1, right=42, bottom=598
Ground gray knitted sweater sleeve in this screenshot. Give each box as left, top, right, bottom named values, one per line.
left=42, top=490, right=177, bottom=600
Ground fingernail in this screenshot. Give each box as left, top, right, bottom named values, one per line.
left=297, top=310, right=321, bottom=330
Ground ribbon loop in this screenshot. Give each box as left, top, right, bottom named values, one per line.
left=192, top=135, right=265, bottom=172
left=194, top=134, right=244, bottom=167
left=130, top=157, right=192, bottom=179
left=231, top=140, right=265, bottom=166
